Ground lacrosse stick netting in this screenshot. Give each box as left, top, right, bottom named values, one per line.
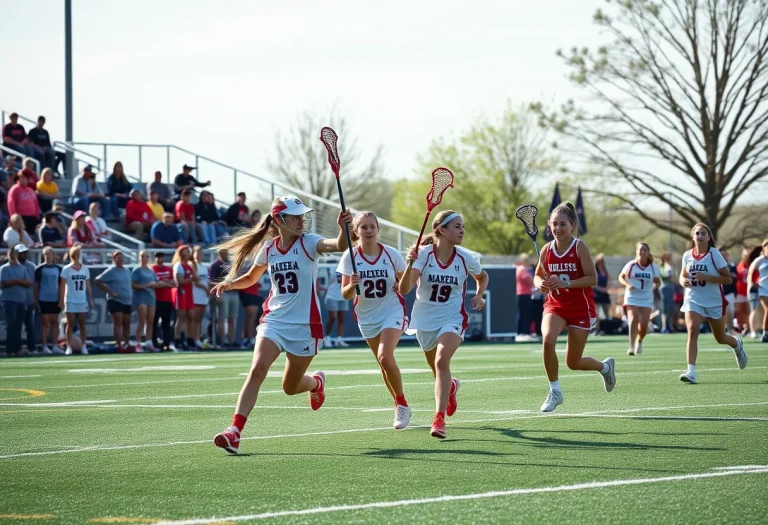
left=515, top=204, right=558, bottom=294
left=320, top=127, right=341, bottom=177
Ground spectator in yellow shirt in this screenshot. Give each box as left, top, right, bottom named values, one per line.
left=36, top=168, right=60, bottom=213
left=148, top=190, right=165, bottom=221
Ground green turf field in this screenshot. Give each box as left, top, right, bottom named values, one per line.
left=1, top=334, right=767, bottom=524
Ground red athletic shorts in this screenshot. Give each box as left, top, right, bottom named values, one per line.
left=544, top=306, right=596, bottom=331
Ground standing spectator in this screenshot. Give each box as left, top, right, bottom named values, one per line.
left=209, top=248, right=238, bottom=347
left=222, top=192, right=250, bottom=230
left=189, top=245, right=211, bottom=349
left=593, top=253, right=612, bottom=326
left=147, top=171, right=173, bottom=211
left=195, top=190, right=223, bottom=246
left=172, top=245, right=196, bottom=350
left=21, top=157, right=39, bottom=189
left=516, top=254, right=535, bottom=340
left=4, top=214, right=35, bottom=248
left=70, top=165, right=113, bottom=219
left=36, top=167, right=60, bottom=213
left=720, top=248, right=739, bottom=334
left=106, top=161, right=133, bottom=211
left=2, top=112, right=35, bottom=160
left=68, top=211, right=102, bottom=248
left=174, top=164, right=210, bottom=199
left=238, top=262, right=261, bottom=348
left=174, top=190, right=201, bottom=244
left=151, top=212, right=182, bottom=248
left=1, top=245, right=33, bottom=356
left=323, top=270, right=348, bottom=348
left=659, top=253, right=677, bottom=333
left=125, top=189, right=154, bottom=240
left=27, top=116, right=65, bottom=173
left=147, top=190, right=165, bottom=221
left=95, top=251, right=133, bottom=352
left=59, top=245, right=92, bottom=355
left=86, top=202, right=111, bottom=243
left=17, top=245, right=37, bottom=354
left=132, top=250, right=158, bottom=352
left=151, top=252, right=175, bottom=351
left=34, top=246, right=64, bottom=355
left=7, top=171, right=41, bottom=235
left=39, top=212, right=67, bottom=248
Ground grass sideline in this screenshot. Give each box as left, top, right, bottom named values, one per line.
left=1, top=334, right=767, bottom=524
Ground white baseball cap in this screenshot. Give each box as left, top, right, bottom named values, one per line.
left=270, top=195, right=313, bottom=217
left=14, top=244, right=29, bottom=253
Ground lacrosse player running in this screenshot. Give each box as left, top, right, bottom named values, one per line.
left=337, top=211, right=411, bottom=429
left=535, top=202, right=616, bottom=413
left=619, top=242, right=661, bottom=356
left=399, top=210, right=489, bottom=439
left=678, top=224, right=746, bottom=384
left=210, top=195, right=352, bottom=454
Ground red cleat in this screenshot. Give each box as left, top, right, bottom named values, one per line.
left=309, top=371, right=325, bottom=411
left=430, top=413, right=446, bottom=439
left=213, top=426, right=240, bottom=454
left=446, top=378, right=460, bottom=417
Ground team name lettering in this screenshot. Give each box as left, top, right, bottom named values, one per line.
left=359, top=269, right=389, bottom=279
left=634, top=272, right=652, bottom=279
left=548, top=263, right=578, bottom=272
left=270, top=261, right=299, bottom=273
left=689, top=264, right=709, bottom=272
left=427, top=274, right=459, bottom=285
left=71, top=275, right=87, bottom=281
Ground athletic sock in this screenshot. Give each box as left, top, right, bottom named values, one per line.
left=687, top=364, right=696, bottom=376
left=549, top=380, right=561, bottom=392
left=601, top=362, right=610, bottom=374
left=395, top=394, right=408, bottom=407
left=232, top=414, right=247, bottom=433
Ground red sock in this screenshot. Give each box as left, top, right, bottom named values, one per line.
left=395, top=394, right=408, bottom=407
left=436, top=411, right=445, bottom=419
left=232, top=414, right=247, bottom=433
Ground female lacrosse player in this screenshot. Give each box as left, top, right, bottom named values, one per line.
left=338, top=211, right=411, bottom=429
left=619, top=242, right=661, bottom=355
left=399, top=210, right=489, bottom=439
left=172, top=245, right=196, bottom=350
left=747, top=239, right=768, bottom=343
left=211, top=196, right=351, bottom=454
left=59, top=245, right=93, bottom=355
left=534, top=202, right=616, bottom=413
left=678, top=224, right=747, bottom=384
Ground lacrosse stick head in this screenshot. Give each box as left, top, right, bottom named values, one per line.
left=319, top=127, right=340, bottom=177
left=515, top=205, right=539, bottom=240
left=425, top=167, right=454, bottom=212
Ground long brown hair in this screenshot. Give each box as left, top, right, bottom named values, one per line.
left=171, top=245, right=191, bottom=267
left=550, top=201, right=580, bottom=237
left=689, top=223, right=715, bottom=250
left=408, top=209, right=459, bottom=251
left=636, top=242, right=654, bottom=264
left=350, top=211, right=379, bottom=243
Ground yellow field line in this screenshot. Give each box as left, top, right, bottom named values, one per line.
left=89, top=519, right=235, bottom=525
left=0, top=389, right=46, bottom=401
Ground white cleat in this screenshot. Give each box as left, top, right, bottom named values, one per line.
left=323, top=336, right=332, bottom=348
left=65, top=346, right=73, bottom=356
left=733, top=337, right=747, bottom=369
left=81, top=345, right=89, bottom=355
left=335, top=338, right=350, bottom=348
left=540, top=390, right=563, bottom=412
left=41, top=346, right=53, bottom=355
left=601, top=357, right=616, bottom=392
left=393, top=404, right=412, bottom=430
left=627, top=348, right=635, bottom=356
left=680, top=372, right=697, bottom=384
left=635, top=342, right=643, bottom=355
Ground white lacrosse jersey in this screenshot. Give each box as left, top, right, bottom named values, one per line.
left=681, top=247, right=728, bottom=308
left=410, top=245, right=482, bottom=331
left=337, top=244, right=407, bottom=326
left=60, top=263, right=90, bottom=304
left=748, top=255, right=768, bottom=296
left=621, top=260, right=659, bottom=307
left=325, top=271, right=344, bottom=301
left=255, top=233, right=324, bottom=338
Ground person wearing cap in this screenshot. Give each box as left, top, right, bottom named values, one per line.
left=7, top=170, right=41, bottom=235
left=0, top=245, right=33, bottom=356
left=95, top=251, right=134, bottom=352
left=2, top=112, right=35, bottom=161
left=70, top=165, right=114, bottom=219
left=125, top=189, right=155, bottom=240
left=86, top=202, right=111, bottom=243
left=174, top=164, right=210, bottom=199
left=151, top=251, right=176, bottom=351
left=147, top=171, right=173, bottom=212
left=68, top=210, right=102, bottom=248
left=16, top=244, right=38, bottom=354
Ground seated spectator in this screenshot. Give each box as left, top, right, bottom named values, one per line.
left=7, top=171, right=41, bottom=234
left=68, top=210, right=103, bottom=247
left=50, top=200, right=68, bottom=237
left=147, top=171, right=173, bottom=211
left=2, top=112, right=35, bottom=161
left=250, top=209, right=262, bottom=225
left=151, top=212, right=182, bottom=248
left=3, top=214, right=35, bottom=248
left=195, top=190, right=224, bottom=245
left=27, top=116, right=65, bottom=174
left=21, top=157, right=39, bottom=189
left=36, top=167, right=60, bottom=213
left=223, top=192, right=250, bottom=229
left=38, top=212, right=67, bottom=247
left=174, top=164, right=210, bottom=199
left=147, top=190, right=164, bottom=221
left=86, top=202, right=111, bottom=243
left=1, top=153, right=17, bottom=189
left=174, top=190, right=202, bottom=244
left=106, top=161, right=133, bottom=211
left=125, top=189, right=154, bottom=239
left=70, top=165, right=114, bottom=219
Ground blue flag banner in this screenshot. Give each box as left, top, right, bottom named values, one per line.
left=543, top=183, right=562, bottom=242
left=576, top=186, right=588, bottom=235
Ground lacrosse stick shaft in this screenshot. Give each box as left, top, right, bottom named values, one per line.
left=335, top=178, right=360, bottom=295
left=405, top=212, right=432, bottom=272
left=531, top=238, right=559, bottom=295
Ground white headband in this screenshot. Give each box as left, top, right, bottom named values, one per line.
left=439, top=212, right=462, bottom=228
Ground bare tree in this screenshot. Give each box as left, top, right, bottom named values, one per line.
left=534, top=0, right=768, bottom=242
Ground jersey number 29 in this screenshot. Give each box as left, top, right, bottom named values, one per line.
left=363, top=279, right=387, bottom=299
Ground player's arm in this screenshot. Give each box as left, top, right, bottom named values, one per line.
left=341, top=274, right=360, bottom=300
left=58, top=276, right=66, bottom=309
left=746, top=259, right=760, bottom=293
left=618, top=268, right=632, bottom=288
left=211, top=263, right=267, bottom=296
left=471, top=270, right=489, bottom=310
left=566, top=242, right=597, bottom=289
left=699, top=265, right=733, bottom=285
left=94, top=274, right=117, bottom=297
left=317, top=210, right=353, bottom=253
left=399, top=247, right=421, bottom=295
left=533, top=245, right=555, bottom=293
left=86, top=279, right=93, bottom=309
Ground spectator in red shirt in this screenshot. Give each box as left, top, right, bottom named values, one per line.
left=125, top=189, right=155, bottom=239
left=7, top=171, right=41, bottom=234
left=222, top=192, right=251, bottom=231
left=151, top=252, right=176, bottom=351
left=68, top=210, right=102, bottom=247
left=20, top=157, right=38, bottom=189
left=174, top=189, right=202, bottom=244
left=2, top=113, right=38, bottom=162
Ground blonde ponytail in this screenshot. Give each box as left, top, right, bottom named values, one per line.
left=216, top=214, right=277, bottom=283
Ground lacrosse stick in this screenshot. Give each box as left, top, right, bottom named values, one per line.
left=320, top=126, right=359, bottom=295
left=405, top=167, right=455, bottom=272
left=515, top=204, right=559, bottom=295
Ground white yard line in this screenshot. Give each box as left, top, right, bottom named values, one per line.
left=0, top=374, right=41, bottom=379
left=2, top=401, right=766, bottom=460
left=153, top=466, right=768, bottom=524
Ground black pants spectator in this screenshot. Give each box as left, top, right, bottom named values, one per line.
left=153, top=300, right=173, bottom=349
left=22, top=215, right=38, bottom=236
left=532, top=297, right=544, bottom=336
left=3, top=301, right=25, bottom=354
left=38, top=196, right=54, bottom=214
left=24, top=305, right=36, bottom=351
left=517, top=294, right=532, bottom=336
